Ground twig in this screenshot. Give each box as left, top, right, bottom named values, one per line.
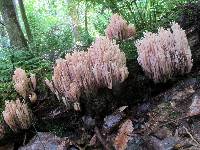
left=23, top=132, right=27, bottom=146
left=94, top=127, right=111, bottom=150
left=183, top=126, right=200, bottom=148
left=159, top=116, right=190, bottom=128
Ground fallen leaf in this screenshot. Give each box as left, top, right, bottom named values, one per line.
left=114, top=119, right=133, bottom=150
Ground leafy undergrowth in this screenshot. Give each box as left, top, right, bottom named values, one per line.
left=0, top=48, right=53, bottom=120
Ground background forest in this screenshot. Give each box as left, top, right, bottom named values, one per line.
left=0, top=0, right=199, bottom=138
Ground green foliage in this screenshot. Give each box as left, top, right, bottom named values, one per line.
left=88, top=0, right=196, bottom=34
left=23, top=0, right=73, bottom=55
left=79, top=28, right=94, bottom=46
left=91, top=8, right=111, bottom=34
left=119, top=40, right=138, bottom=60
left=0, top=48, right=52, bottom=81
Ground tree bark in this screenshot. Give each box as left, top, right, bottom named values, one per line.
left=68, top=0, right=80, bottom=44
left=18, top=0, right=32, bottom=41
left=1, top=0, right=27, bottom=48
left=0, top=15, right=8, bottom=47
left=0, top=25, right=7, bottom=47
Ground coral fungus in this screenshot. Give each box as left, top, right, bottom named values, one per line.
left=46, top=36, right=128, bottom=110
left=135, top=22, right=192, bottom=83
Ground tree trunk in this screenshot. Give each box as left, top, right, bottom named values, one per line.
left=0, top=15, right=8, bottom=47
left=0, top=25, right=8, bottom=48
left=18, top=0, right=32, bottom=41
left=68, top=0, right=80, bottom=44
left=1, top=0, right=27, bottom=48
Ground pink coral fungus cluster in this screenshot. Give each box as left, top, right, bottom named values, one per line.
left=12, top=68, right=37, bottom=102
left=135, top=23, right=193, bottom=83
left=45, top=36, right=128, bottom=110
left=12, top=68, right=29, bottom=98
left=105, top=14, right=136, bottom=40
left=2, top=99, right=33, bottom=132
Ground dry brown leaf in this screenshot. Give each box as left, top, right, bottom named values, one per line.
left=114, top=119, right=133, bottom=150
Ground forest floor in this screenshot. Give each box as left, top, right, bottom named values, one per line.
left=13, top=63, right=200, bottom=150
